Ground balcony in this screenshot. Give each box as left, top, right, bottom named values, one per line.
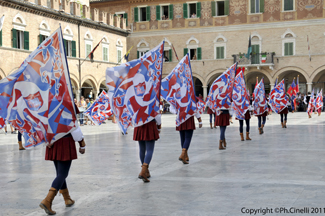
left=232, top=52, right=275, bottom=70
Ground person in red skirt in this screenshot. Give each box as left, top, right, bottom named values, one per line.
left=177, top=113, right=202, bottom=164
left=39, top=125, right=86, bottom=215
left=239, top=107, right=252, bottom=141
left=215, top=110, right=229, bottom=150
left=207, top=107, right=216, bottom=129
left=257, top=111, right=267, bottom=134
left=133, top=114, right=161, bottom=183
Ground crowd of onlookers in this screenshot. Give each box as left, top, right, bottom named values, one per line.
left=74, top=96, right=96, bottom=126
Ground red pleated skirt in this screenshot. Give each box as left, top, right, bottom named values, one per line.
left=215, top=113, right=230, bottom=127
left=244, top=111, right=251, bottom=120
left=176, top=116, right=196, bottom=131
left=279, top=107, right=288, bottom=114
left=207, top=108, right=214, bottom=115
left=133, top=120, right=159, bottom=141
left=45, top=136, right=77, bottom=161
left=256, top=111, right=268, bottom=117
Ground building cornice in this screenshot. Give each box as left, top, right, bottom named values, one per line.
left=0, top=0, right=129, bottom=37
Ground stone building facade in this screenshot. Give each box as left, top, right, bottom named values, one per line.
left=91, top=0, right=325, bottom=98
left=0, top=0, right=129, bottom=100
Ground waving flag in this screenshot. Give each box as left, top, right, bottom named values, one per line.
left=196, top=96, right=206, bottom=115
left=0, top=27, right=78, bottom=148
left=268, top=80, right=288, bottom=114
left=106, top=42, right=164, bottom=134
left=296, top=75, right=299, bottom=93
left=0, top=117, right=5, bottom=129
left=253, top=78, right=268, bottom=116
left=84, top=91, right=113, bottom=126
left=307, top=89, right=315, bottom=117
left=316, top=89, right=323, bottom=111
left=287, top=78, right=297, bottom=97
left=206, top=63, right=237, bottom=115
left=161, top=54, right=197, bottom=126
left=274, top=77, right=278, bottom=87
left=252, top=77, right=258, bottom=98
left=0, top=15, right=5, bottom=31
left=232, top=70, right=250, bottom=120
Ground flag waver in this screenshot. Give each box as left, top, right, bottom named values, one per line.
left=287, top=78, right=297, bottom=97
left=0, top=27, right=77, bottom=148
left=307, top=89, right=315, bottom=116
left=316, top=89, right=323, bottom=112
left=84, top=91, right=113, bottom=126
left=196, top=96, right=206, bottom=115
left=232, top=70, right=250, bottom=120
left=268, top=80, right=288, bottom=114
left=253, top=78, right=268, bottom=116
left=106, top=42, right=164, bottom=134
left=161, top=54, right=197, bottom=126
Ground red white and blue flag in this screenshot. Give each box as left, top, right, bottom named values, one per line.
left=268, top=79, right=288, bottom=114
left=307, top=89, right=315, bottom=116
left=106, top=42, right=164, bottom=134
left=196, top=96, right=206, bottom=115
left=206, top=63, right=237, bottom=115
left=296, top=76, right=299, bottom=93
left=161, top=54, right=197, bottom=126
left=84, top=91, right=113, bottom=126
left=232, top=70, right=250, bottom=120
left=287, top=78, right=297, bottom=97
left=253, top=78, right=268, bottom=116
left=316, top=89, right=323, bottom=111
left=0, top=27, right=78, bottom=148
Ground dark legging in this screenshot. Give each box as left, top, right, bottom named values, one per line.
left=138, top=141, right=155, bottom=165
left=209, top=113, right=215, bottom=124
left=220, top=126, right=227, bottom=140
left=239, top=119, right=250, bottom=133
left=280, top=114, right=287, bottom=122
left=51, top=160, right=72, bottom=190
left=257, top=116, right=266, bottom=128
left=18, top=131, right=22, bottom=142
left=179, top=130, right=194, bottom=150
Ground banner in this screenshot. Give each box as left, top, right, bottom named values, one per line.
left=268, top=80, right=288, bottom=114
left=253, top=78, right=268, bottom=116
left=232, top=70, right=250, bottom=120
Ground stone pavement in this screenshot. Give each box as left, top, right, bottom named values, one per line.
left=0, top=112, right=325, bottom=216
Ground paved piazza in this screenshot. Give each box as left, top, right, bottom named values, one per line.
left=0, top=112, right=325, bottom=216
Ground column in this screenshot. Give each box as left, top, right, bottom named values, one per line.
left=306, top=83, right=313, bottom=93
left=203, top=86, right=208, bottom=100
left=269, top=83, right=275, bottom=90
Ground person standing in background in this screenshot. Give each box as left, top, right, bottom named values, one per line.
left=78, top=96, right=86, bottom=126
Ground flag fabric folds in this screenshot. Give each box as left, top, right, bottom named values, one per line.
left=161, top=54, right=197, bottom=126
left=232, top=70, right=250, bottom=120
left=196, top=96, right=206, bottom=115
left=106, top=42, right=164, bottom=134
left=124, top=46, right=134, bottom=62
left=84, top=91, right=113, bottom=126
left=316, top=89, right=323, bottom=111
left=0, top=15, right=5, bottom=31
left=206, top=63, right=237, bottom=115
left=287, top=79, right=297, bottom=97
left=274, top=77, right=278, bottom=87
left=296, top=76, right=299, bottom=93
left=0, top=27, right=78, bottom=148
left=253, top=78, right=268, bottom=116
left=245, top=35, right=252, bottom=59
left=307, top=89, right=315, bottom=116
left=252, top=77, right=258, bottom=98
left=268, top=80, right=288, bottom=114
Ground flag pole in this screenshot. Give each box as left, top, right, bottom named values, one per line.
left=80, top=37, right=104, bottom=66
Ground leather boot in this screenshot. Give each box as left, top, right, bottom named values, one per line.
left=18, top=141, right=25, bottom=150
left=179, top=148, right=189, bottom=164
left=240, top=133, right=244, bottom=141
left=210, top=123, right=213, bottom=129
left=219, top=140, right=225, bottom=150
left=138, top=163, right=150, bottom=182
left=59, top=188, right=75, bottom=207
left=138, top=165, right=151, bottom=179
left=259, top=128, right=263, bottom=135
left=284, top=121, right=287, bottom=128
left=281, top=122, right=284, bottom=128
left=261, top=124, right=264, bottom=134
left=223, top=139, right=227, bottom=148
left=39, top=187, right=58, bottom=215
left=246, top=132, right=251, bottom=140
left=185, top=149, right=189, bottom=162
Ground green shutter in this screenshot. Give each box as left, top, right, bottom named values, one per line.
left=124, top=13, right=128, bottom=26
left=260, top=0, right=265, bottom=13
left=24, top=31, right=29, bottom=50
left=137, top=51, right=139, bottom=58
left=169, top=49, right=172, bottom=62
left=197, top=47, right=202, bottom=60
left=225, top=0, right=229, bottom=15
left=39, top=34, right=42, bottom=45
left=196, top=2, right=201, bottom=18
left=217, top=47, right=224, bottom=59
left=169, top=4, right=173, bottom=20
left=289, top=42, right=293, bottom=55
left=72, top=40, right=76, bottom=57
left=146, top=6, right=150, bottom=21
left=284, top=0, right=293, bottom=11
left=183, top=3, right=188, bottom=19
left=156, top=5, right=161, bottom=20
left=0, top=30, right=2, bottom=47
left=211, top=1, right=216, bottom=17
left=134, top=7, right=139, bottom=22
left=284, top=43, right=289, bottom=56
left=63, top=39, right=67, bottom=54
left=251, top=0, right=255, bottom=13
left=221, top=47, right=224, bottom=59
left=184, top=48, right=188, bottom=56
left=12, top=29, right=17, bottom=48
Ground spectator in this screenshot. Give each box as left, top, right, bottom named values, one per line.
left=78, top=96, right=87, bottom=126
left=85, top=98, right=91, bottom=125
left=192, top=55, right=197, bottom=60
left=191, top=13, right=197, bottom=18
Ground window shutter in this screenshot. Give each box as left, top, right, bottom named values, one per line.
left=184, top=48, right=188, bottom=56
left=0, top=30, right=2, bottom=47
left=72, top=40, right=76, bottom=57
left=183, top=3, right=188, bottom=19
left=260, top=0, right=265, bottom=13
left=197, top=47, right=202, bottom=60
left=251, top=0, right=255, bottom=13
left=39, top=34, right=42, bottom=45
left=169, top=49, right=172, bottom=62
left=124, top=13, right=128, bottom=26
left=12, top=29, right=17, bottom=48
left=225, top=0, right=229, bottom=15
left=284, top=43, right=289, bottom=56
left=216, top=47, right=220, bottom=59
left=146, top=6, right=151, bottom=21
left=24, top=31, right=29, bottom=50
left=211, top=1, right=216, bottom=17
left=134, top=7, right=139, bottom=22
left=63, top=39, right=67, bottom=54
left=156, top=5, right=161, bottom=20
left=284, top=0, right=293, bottom=11
left=137, top=51, right=139, bottom=58
left=169, top=4, right=174, bottom=19
left=289, top=42, right=293, bottom=55
left=196, top=2, right=201, bottom=18
left=221, top=47, right=224, bottom=59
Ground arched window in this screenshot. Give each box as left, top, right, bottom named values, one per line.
left=39, top=20, right=51, bottom=45
left=12, top=13, right=28, bottom=50
left=84, top=31, right=93, bottom=60
left=63, top=26, right=76, bottom=57
left=163, top=38, right=172, bottom=62
left=102, top=36, right=109, bottom=62
left=185, top=36, right=201, bottom=60
left=282, top=29, right=296, bottom=56
left=214, top=35, right=227, bottom=59
left=137, top=39, right=149, bottom=58
left=250, top=33, right=262, bottom=64
left=116, top=38, right=123, bottom=63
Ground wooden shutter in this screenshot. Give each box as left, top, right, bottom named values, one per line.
left=196, top=2, right=201, bottom=18
left=134, top=7, right=139, bottom=22
left=24, top=31, right=29, bottom=50
left=124, top=13, right=128, bottom=26
left=260, top=0, right=265, bottom=13
left=146, top=6, right=151, bottom=21
left=184, top=48, right=188, bottom=57
left=63, top=39, right=67, bottom=54
left=289, top=42, right=294, bottom=55
left=211, top=1, right=216, bottom=17
left=183, top=3, right=188, bottom=19
left=169, top=49, right=172, bottom=62
left=169, top=4, right=173, bottom=19
left=225, top=0, right=229, bottom=15
left=72, top=40, right=76, bottom=57
left=197, top=47, right=202, bottom=60
left=137, top=51, right=139, bottom=58
left=12, top=29, right=17, bottom=48
left=220, top=47, right=224, bottom=59
left=156, top=6, right=160, bottom=20
left=39, top=34, right=42, bottom=45
left=0, top=30, right=2, bottom=47
left=251, top=0, right=255, bottom=13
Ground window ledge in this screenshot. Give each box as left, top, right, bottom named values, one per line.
left=158, top=19, right=172, bottom=21
left=248, top=13, right=263, bottom=15
left=213, top=15, right=228, bottom=18
left=137, top=21, right=149, bottom=23
left=281, top=10, right=296, bottom=12
left=186, top=17, right=200, bottom=20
